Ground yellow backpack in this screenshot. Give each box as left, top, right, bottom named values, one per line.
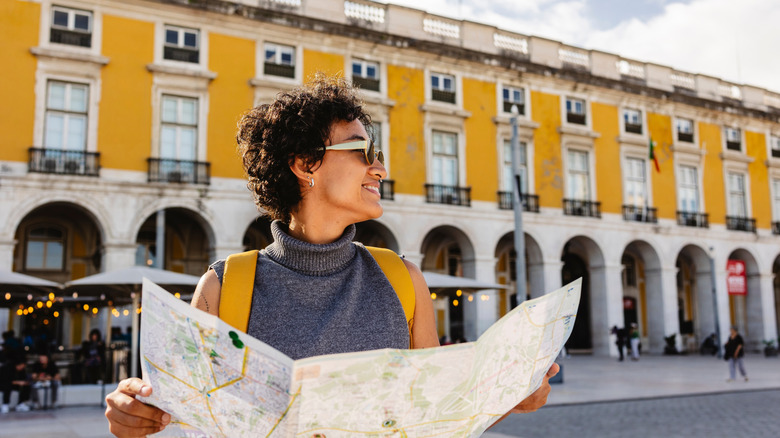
left=218, top=246, right=415, bottom=348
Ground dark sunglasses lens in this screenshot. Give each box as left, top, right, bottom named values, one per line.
left=366, top=142, right=375, bottom=165
left=377, top=150, right=384, bottom=165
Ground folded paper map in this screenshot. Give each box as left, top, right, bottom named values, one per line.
left=140, top=277, right=581, bottom=437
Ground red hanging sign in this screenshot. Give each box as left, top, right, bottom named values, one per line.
left=726, top=260, right=747, bottom=295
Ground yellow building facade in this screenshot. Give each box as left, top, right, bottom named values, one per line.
left=2, top=0, right=780, bottom=357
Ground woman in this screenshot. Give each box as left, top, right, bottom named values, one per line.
left=104, top=75, right=558, bottom=437
left=724, top=326, right=747, bottom=382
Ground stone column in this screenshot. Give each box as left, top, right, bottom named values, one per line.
left=0, top=239, right=16, bottom=270
left=541, top=259, right=563, bottom=295
left=590, top=263, right=624, bottom=357
left=461, top=256, right=499, bottom=341
left=527, top=261, right=546, bottom=299
left=714, top=268, right=732, bottom=348
left=759, top=273, right=779, bottom=346
left=102, top=242, right=138, bottom=272
left=646, top=266, right=682, bottom=354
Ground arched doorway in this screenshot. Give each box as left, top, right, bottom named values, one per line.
left=354, top=220, right=399, bottom=252
left=727, top=249, right=762, bottom=350
left=675, top=245, right=714, bottom=353
left=495, top=232, right=544, bottom=317
left=243, top=217, right=273, bottom=251
left=562, top=251, right=590, bottom=350
left=621, top=240, right=663, bottom=353
left=135, top=208, right=212, bottom=276
left=560, top=236, right=607, bottom=354
left=420, top=226, right=476, bottom=342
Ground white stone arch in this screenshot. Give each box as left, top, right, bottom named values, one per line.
left=354, top=219, right=400, bottom=253
left=4, top=195, right=111, bottom=243
left=727, top=247, right=763, bottom=350
left=128, top=199, right=218, bottom=253
left=675, top=243, right=716, bottom=351
left=494, top=230, right=545, bottom=302
left=621, top=239, right=665, bottom=353
left=419, top=224, right=477, bottom=278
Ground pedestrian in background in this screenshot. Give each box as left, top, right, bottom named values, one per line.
left=629, top=323, right=640, bottom=361
left=611, top=325, right=627, bottom=361
left=724, top=326, right=748, bottom=382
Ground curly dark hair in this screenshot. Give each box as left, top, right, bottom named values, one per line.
left=237, top=74, right=372, bottom=223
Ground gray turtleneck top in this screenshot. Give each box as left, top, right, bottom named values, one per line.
left=210, top=221, right=409, bottom=360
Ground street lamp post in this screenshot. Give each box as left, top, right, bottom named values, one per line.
left=708, top=246, right=722, bottom=358
left=511, top=105, right=527, bottom=306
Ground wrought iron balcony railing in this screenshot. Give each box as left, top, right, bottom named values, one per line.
left=676, top=211, right=709, bottom=228
left=726, top=216, right=756, bottom=233
left=425, top=184, right=471, bottom=207
left=163, top=46, right=199, bottom=63
left=677, top=132, right=694, bottom=143
left=624, top=123, right=643, bottom=135
left=147, top=158, right=210, bottom=185
left=28, top=147, right=100, bottom=176
left=264, top=63, right=295, bottom=78
left=502, top=101, right=525, bottom=114
left=563, top=199, right=601, bottom=218
left=622, top=205, right=657, bottom=223
left=566, top=112, right=586, bottom=125
left=497, top=191, right=539, bottom=212
left=352, top=76, right=380, bottom=92
left=431, top=89, right=456, bottom=104
left=50, top=28, right=91, bottom=47
left=379, top=179, right=394, bottom=201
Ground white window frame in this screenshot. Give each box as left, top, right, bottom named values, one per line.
left=501, top=86, right=526, bottom=114
left=675, top=117, right=696, bottom=144
left=33, top=73, right=100, bottom=153
left=725, top=172, right=750, bottom=218
left=563, top=147, right=594, bottom=201
left=622, top=155, right=650, bottom=207
left=159, top=94, right=199, bottom=161
left=772, top=178, right=780, bottom=222
left=348, top=57, right=382, bottom=95
left=428, top=71, right=459, bottom=106
left=563, top=96, right=588, bottom=127
left=352, top=59, right=379, bottom=80
left=676, top=164, right=702, bottom=214
left=723, top=126, right=743, bottom=152
left=501, top=139, right=529, bottom=194
left=430, top=130, right=460, bottom=187
left=43, top=80, right=90, bottom=151
left=164, top=25, right=199, bottom=50
left=38, top=2, right=103, bottom=54
left=264, top=42, right=295, bottom=66
left=51, top=5, right=92, bottom=33
left=621, top=107, right=644, bottom=136
left=151, top=87, right=208, bottom=162
left=768, top=134, right=780, bottom=159
left=257, top=41, right=299, bottom=83
left=154, top=22, right=208, bottom=69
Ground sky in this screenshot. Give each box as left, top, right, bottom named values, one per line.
left=381, top=0, right=780, bottom=94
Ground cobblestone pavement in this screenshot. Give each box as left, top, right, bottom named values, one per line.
left=487, top=389, right=780, bottom=438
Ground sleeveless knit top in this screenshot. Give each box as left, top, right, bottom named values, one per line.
left=210, top=221, right=409, bottom=360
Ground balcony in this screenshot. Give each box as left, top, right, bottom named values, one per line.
left=624, top=123, right=643, bottom=135
left=726, top=216, right=756, bottom=233
left=566, top=112, right=586, bottom=125
left=431, top=89, right=456, bottom=104
left=352, top=76, right=380, bottom=92
left=563, top=199, right=601, bottom=218
left=147, top=158, right=210, bottom=185
left=379, top=179, right=394, bottom=201
left=502, top=101, right=525, bottom=115
left=677, top=132, right=694, bottom=143
left=622, top=205, right=657, bottom=223
left=425, top=184, right=470, bottom=206
left=163, top=46, right=199, bottom=64
left=28, top=147, right=100, bottom=176
left=264, top=62, right=295, bottom=78
left=497, top=191, right=539, bottom=212
left=676, top=211, right=709, bottom=228
left=773, top=222, right=780, bottom=235
left=726, top=141, right=742, bottom=152
left=50, top=28, right=91, bottom=47
left=772, top=149, right=780, bottom=158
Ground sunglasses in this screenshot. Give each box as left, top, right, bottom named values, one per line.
left=324, top=139, right=384, bottom=165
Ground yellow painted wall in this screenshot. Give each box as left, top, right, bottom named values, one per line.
left=207, top=33, right=254, bottom=178
left=462, top=78, right=497, bottom=201
left=99, top=15, right=154, bottom=170
left=592, top=103, right=621, bottom=213
left=387, top=65, right=425, bottom=195
left=647, top=113, right=675, bottom=219
left=699, top=122, right=725, bottom=224
left=0, top=0, right=39, bottom=162
left=531, top=91, right=562, bottom=208
left=303, top=49, right=344, bottom=82
left=746, top=130, right=770, bottom=229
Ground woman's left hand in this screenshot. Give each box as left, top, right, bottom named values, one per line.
left=510, top=363, right=559, bottom=413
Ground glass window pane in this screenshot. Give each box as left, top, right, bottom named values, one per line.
left=69, top=85, right=88, bottom=112
left=352, top=62, right=361, bottom=75
left=53, top=10, right=69, bottom=27
left=280, top=51, right=292, bottom=65
left=431, top=75, right=439, bottom=89
left=66, top=115, right=87, bottom=150
left=45, top=113, right=65, bottom=149
left=26, top=241, right=45, bottom=269
left=265, top=47, right=276, bottom=62
left=183, top=31, right=197, bottom=48
left=162, top=97, right=178, bottom=123
left=160, top=126, right=177, bottom=158
left=432, top=157, right=442, bottom=184
left=48, top=82, right=66, bottom=110
left=180, top=99, right=197, bottom=125
left=179, top=128, right=197, bottom=159
left=443, top=77, right=452, bottom=91
left=366, top=65, right=376, bottom=78
left=74, top=13, right=90, bottom=31
left=45, top=241, right=63, bottom=269
left=165, top=29, right=178, bottom=45
left=502, top=88, right=509, bottom=100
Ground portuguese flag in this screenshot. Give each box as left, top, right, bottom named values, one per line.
left=649, top=138, right=660, bottom=172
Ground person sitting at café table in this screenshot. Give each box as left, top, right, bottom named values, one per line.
left=31, top=353, right=61, bottom=409
left=1, top=357, right=32, bottom=413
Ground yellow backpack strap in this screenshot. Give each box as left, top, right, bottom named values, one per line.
left=366, top=246, right=416, bottom=348
left=218, top=250, right=259, bottom=332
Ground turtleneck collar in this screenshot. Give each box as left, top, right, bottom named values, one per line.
left=264, top=220, right=357, bottom=276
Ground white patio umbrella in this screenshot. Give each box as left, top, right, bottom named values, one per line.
left=0, top=270, right=62, bottom=308
left=65, top=266, right=201, bottom=383
left=422, top=271, right=507, bottom=291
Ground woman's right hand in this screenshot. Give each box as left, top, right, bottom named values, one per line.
left=105, top=378, right=171, bottom=437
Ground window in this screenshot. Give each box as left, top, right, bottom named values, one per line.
left=502, top=139, right=527, bottom=193
left=623, top=108, right=643, bottom=134
left=727, top=173, right=747, bottom=217
left=370, top=122, right=382, bottom=153
left=770, top=135, right=780, bottom=158
left=502, top=87, right=525, bottom=114
left=676, top=118, right=694, bottom=143
left=44, top=81, right=88, bottom=151
left=566, top=97, right=586, bottom=125
left=264, top=43, right=295, bottom=78
left=160, top=95, right=198, bottom=180
left=352, top=59, right=380, bottom=92
left=566, top=149, right=590, bottom=200
left=25, top=226, right=65, bottom=270
left=678, top=165, right=699, bottom=213
left=431, top=72, right=456, bottom=103
left=163, top=25, right=199, bottom=63
left=50, top=6, right=92, bottom=47
left=725, top=127, right=742, bottom=151
left=431, top=131, right=458, bottom=186
left=624, top=157, right=647, bottom=206
left=773, top=179, right=780, bottom=221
